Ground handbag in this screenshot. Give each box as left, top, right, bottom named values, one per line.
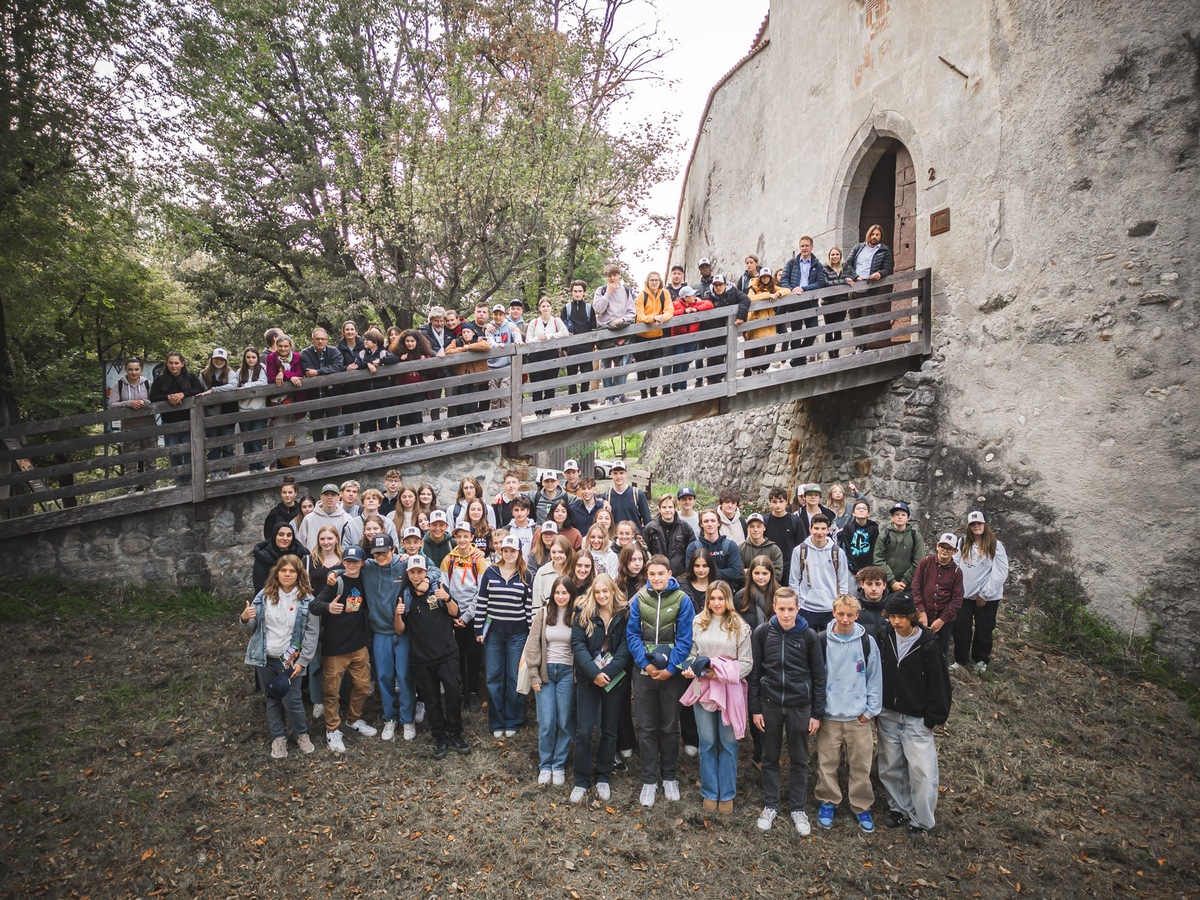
left=516, top=654, right=533, bottom=695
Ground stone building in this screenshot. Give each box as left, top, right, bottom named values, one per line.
left=642, top=1, right=1199, bottom=673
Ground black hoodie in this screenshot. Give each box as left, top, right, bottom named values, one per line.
left=311, top=572, right=370, bottom=656
left=877, top=622, right=951, bottom=729
left=263, top=501, right=300, bottom=542
left=251, top=524, right=311, bottom=592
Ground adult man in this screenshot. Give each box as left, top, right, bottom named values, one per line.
left=485, top=303, right=522, bottom=429
left=691, top=257, right=715, bottom=296
left=701, top=275, right=748, bottom=385
left=339, top=479, right=361, bottom=518
left=593, top=264, right=637, bottom=402
left=780, top=237, right=828, bottom=366
left=419, top=306, right=452, bottom=434
left=844, top=224, right=895, bottom=343
left=562, top=281, right=597, bottom=412
left=666, top=264, right=687, bottom=300
left=298, top=484, right=352, bottom=550
left=788, top=514, right=852, bottom=632
left=300, top=327, right=345, bottom=460
left=601, top=461, right=651, bottom=533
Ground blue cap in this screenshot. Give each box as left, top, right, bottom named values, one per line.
left=677, top=486, right=696, bottom=498
left=343, top=546, right=366, bottom=562
left=890, top=501, right=911, bottom=515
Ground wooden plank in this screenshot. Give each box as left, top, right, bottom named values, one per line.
left=189, top=404, right=206, bottom=501
left=508, top=354, right=523, bottom=444
left=0, top=483, right=194, bottom=539
left=0, top=459, right=191, bottom=512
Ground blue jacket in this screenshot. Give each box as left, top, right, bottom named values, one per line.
left=362, top=555, right=408, bottom=635
left=821, top=622, right=882, bottom=721
left=626, top=576, right=695, bottom=674
left=242, top=590, right=320, bottom=669
left=685, top=535, right=744, bottom=586
left=781, top=254, right=828, bottom=292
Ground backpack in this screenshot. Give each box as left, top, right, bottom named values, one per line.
left=798, top=542, right=840, bottom=586
left=817, top=630, right=872, bottom=664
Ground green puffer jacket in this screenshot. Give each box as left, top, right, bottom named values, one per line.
left=872, top=524, right=926, bottom=586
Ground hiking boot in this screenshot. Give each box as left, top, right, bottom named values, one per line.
left=662, top=780, right=681, bottom=802
left=381, top=720, right=396, bottom=742
left=856, top=811, right=875, bottom=833
left=570, top=786, right=587, bottom=804
left=433, top=737, right=449, bottom=760
left=596, top=783, right=611, bottom=802
left=270, top=737, right=288, bottom=759
left=348, top=719, right=377, bottom=737
left=450, top=734, right=471, bottom=755
left=792, top=811, right=811, bottom=836
left=817, top=802, right=835, bottom=828
left=883, top=810, right=908, bottom=829
left=756, top=807, right=777, bottom=831
left=326, top=730, right=346, bottom=754
left=639, top=784, right=658, bottom=807
left=296, top=733, right=314, bottom=754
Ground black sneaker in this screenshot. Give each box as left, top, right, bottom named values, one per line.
left=883, top=810, right=908, bottom=829
left=612, top=755, right=628, bottom=773
left=450, top=734, right=471, bottom=755
left=433, top=737, right=449, bottom=760
left=908, top=824, right=930, bottom=836
left=467, top=693, right=482, bottom=711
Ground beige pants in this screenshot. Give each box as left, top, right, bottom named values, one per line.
left=814, top=718, right=876, bottom=813
left=322, top=647, right=371, bottom=733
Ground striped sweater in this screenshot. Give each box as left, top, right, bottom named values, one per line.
left=475, top=565, right=533, bottom=637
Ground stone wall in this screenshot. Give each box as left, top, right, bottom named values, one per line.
left=12, top=450, right=534, bottom=597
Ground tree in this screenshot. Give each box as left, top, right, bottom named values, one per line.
left=169, top=0, right=673, bottom=329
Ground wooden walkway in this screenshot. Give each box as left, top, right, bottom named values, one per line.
left=0, top=271, right=931, bottom=538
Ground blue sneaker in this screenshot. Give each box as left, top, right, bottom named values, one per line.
left=856, top=810, right=875, bottom=833
left=817, top=802, right=836, bottom=828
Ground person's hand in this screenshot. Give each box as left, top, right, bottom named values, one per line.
left=435, top=585, right=449, bottom=601
left=240, top=600, right=256, bottom=623
left=930, top=618, right=943, bottom=633
left=305, top=369, right=318, bottom=378
left=275, top=373, right=284, bottom=386
left=476, top=635, right=485, bottom=644
left=436, top=349, right=445, bottom=358
left=326, top=571, right=339, bottom=586
left=453, top=617, right=465, bottom=628
left=682, top=667, right=695, bottom=679
left=891, top=581, right=905, bottom=592
left=130, top=399, right=145, bottom=410
left=808, top=718, right=821, bottom=736
left=368, top=362, right=378, bottom=374
left=857, top=713, right=870, bottom=724
left=396, top=600, right=406, bottom=616
left=975, top=597, right=987, bottom=608
left=346, top=362, right=359, bottom=370
left=593, top=672, right=610, bottom=687
left=532, top=682, right=541, bottom=692
left=289, top=376, right=303, bottom=386
left=289, top=659, right=303, bottom=678
left=735, top=319, right=744, bottom=326
left=918, top=611, right=929, bottom=627
left=870, top=272, right=881, bottom=281
left=752, top=713, right=765, bottom=732
left=328, top=595, right=344, bottom=614
left=651, top=668, right=672, bottom=681
left=168, top=392, right=184, bottom=405
left=847, top=481, right=858, bottom=494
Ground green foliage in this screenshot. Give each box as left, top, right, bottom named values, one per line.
left=0, top=576, right=230, bottom=624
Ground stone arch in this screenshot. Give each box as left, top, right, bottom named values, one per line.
left=829, top=111, right=923, bottom=264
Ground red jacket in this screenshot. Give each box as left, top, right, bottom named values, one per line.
left=669, top=296, right=714, bottom=337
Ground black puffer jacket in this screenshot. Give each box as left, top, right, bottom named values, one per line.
left=251, top=524, right=311, bottom=592
left=571, top=609, right=632, bottom=681
left=877, top=623, right=951, bottom=728
left=148, top=368, right=204, bottom=423
left=644, top=516, right=696, bottom=577
left=748, top=616, right=827, bottom=716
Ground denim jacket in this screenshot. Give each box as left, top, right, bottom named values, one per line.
left=241, top=590, right=320, bottom=670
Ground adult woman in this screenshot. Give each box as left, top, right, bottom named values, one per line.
left=390, top=328, right=431, bottom=445
left=547, top=498, right=582, bottom=551
left=569, top=574, right=630, bottom=804
left=525, top=297, right=569, bottom=416
left=252, top=522, right=312, bottom=594
left=148, top=351, right=207, bottom=484
left=524, top=575, right=577, bottom=785
left=200, top=348, right=239, bottom=477
left=820, top=247, right=851, bottom=358
left=733, top=556, right=776, bottom=631
left=447, top=476, right=497, bottom=528
left=844, top=224, right=895, bottom=345
left=744, top=267, right=791, bottom=376
left=476, top=535, right=534, bottom=738
left=633, top=272, right=674, bottom=399
left=681, top=581, right=752, bottom=813
left=826, top=481, right=866, bottom=536
left=681, top=548, right=715, bottom=607
left=391, top=485, right=420, bottom=533
left=532, top=535, right=577, bottom=611
left=585, top=524, right=619, bottom=576
left=265, top=335, right=305, bottom=465
left=736, top=254, right=760, bottom=294
left=230, top=348, right=269, bottom=471
left=356, top=326, right=400, bottom=449
left=953, top=512, right=1010, bottom=673
left=239, top=554, right=320, bottom=758
left=109, top=357, right=157, bottom=484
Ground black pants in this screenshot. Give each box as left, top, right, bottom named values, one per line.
left=574, top=677, right=624, bottom=789
left=822, top=302, right=847, bottom=358
left=455, top=624, right=482, bottom=696
left=680, top=704, right=698, bottom=748
left=414, top=655, right=464, bottom=739
left=565, top=344, right=594, bottom=401
left=633, top=672, right=687, bottom=784
left=449, top=381, right=486, bottom=435
left=953, top=600, right=999, bottom=665
left=528, top=349, right=560, bottom=411
left=760, top=700, right=811, bottom=812
left=788, top=297, right=819, bottom=366
left=635, top=342, right=664, bottom=397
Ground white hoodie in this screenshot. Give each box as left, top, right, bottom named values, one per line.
left=788, top=535, right=852, bottom=614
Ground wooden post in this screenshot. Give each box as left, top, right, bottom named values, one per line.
left=725, top=311, right=739, bottom=396
left=508, top=353, right=523, bottom=444
left=189, top=402, right=207, bottom=503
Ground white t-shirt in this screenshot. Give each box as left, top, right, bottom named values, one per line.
left=855, top=244, right=880, bottom=279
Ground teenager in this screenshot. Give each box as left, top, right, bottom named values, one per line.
left=379, top=470, right=403, bottom=515
left=854, top=566, right=892, bottom=639
left=546, top=498, right=583, bottom=551
left=814, top=595, right=882, bottom=832
left=532, top=534, right=577, bottom=611
left=792, top=483, right=835, bottom=543
left=644, top=493, right=697, bottom=577
left=601, top=461, right=652, bottom=533
left=562, top=281, right=598, bottom=412
left=531, top=469, right=567, bottom=523
left=230, top=347, right=269, bottom=470
left=561, top=458, right=583, bottom=498
left=585, top=523, right=619, bottom=577
left=615, top=542, right=647, bottom=603
left=825, top=482, right=866, bottom=536
left=676, top=486, right=701, bottom=536
left=839, top=496, right=879, bottom=574
left=492, top=471, right=528, bottom=528
left=463, top=498, right=494, bottom=557
left=148, top=350, right=205, bottom=484
left=447, top=476, right=497, bottom=528
left=310, top=545, right=373, bottom=754
left=422, top=509, right=453, bottom=570
left=570, top=574, right=630, bottom=803
left=765, top=487, right=801, bottom=582
left=953, top=511, right=1010, bottom=673
left=252, top=522, right=310, bottom=594
left=239, top=555, right=320, bottom=758
left=198, top=347, right=237, bottom=478
left=528, top=520, right=561, bottom=571
left=476, top=535, right=534, bottom=738
left=387, top=328, right=427, bottom=446
left=401, top=555, right=471, bottom=758
left=733, top=556, right=777, bottom=632
left=749, top=587, right=825, bottom=835
left=911, top=533, right=965, bottom=661
left=569, top=552, right=595, bottom=601
left=681, top=548, right=714, bottom=608
left=685, top=509, right=744, bottom=588
left=505, top=496, right=536, bottom=557
left=363, top=534, right=412, bottom=741
left=342, top=489, right=400, bottom=547
left=390, top=485, right=420, bottom=534
left=681, top=581, right=752, bottom=814
left=297, top=485, right=352, bottom=552
left=739, top=513, right=784, bottom=582
left=715, top=488, right=747, bottom=545
left=742, top=267, right=790, bottom=375
left=263, top=476, right=301, bottom=542
left=442, top=522, right=488, bottom=712
left=788, top=514, right=852, bottom=632
left=525, top=575, right=577, bottom=784
left=444, top=321, right=491, bottom=437
left=109, top=356, right=157, bottom=482
left=873, top=501, right=925, bottom=593
left=625, top=555, right=695, bottom=807
left=568, top=477, right=603, bottom=533
left=876, top=592, right=951, bottom=834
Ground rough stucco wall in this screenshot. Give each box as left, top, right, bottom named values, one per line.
left=12, top=452, right=533, bottom=596
left=657, top=0, right=1200, bottom=675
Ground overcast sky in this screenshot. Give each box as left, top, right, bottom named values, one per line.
left=614, top=0, right=770, bottom=269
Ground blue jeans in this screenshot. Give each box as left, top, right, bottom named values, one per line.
left=373, top=632, right=414, bottom=725
left=485, top=631, right=528, bottom=731
left=256, top=658, right=307, bottom=740
left=670, top=341, right=697, bottom=392
left=693, top=703, right=739, bottom=802
left=535, top=663, right=575, bottom=771
left=240, top=416, right=267, bottom=471
left=164, top=430, right=190, bottom=482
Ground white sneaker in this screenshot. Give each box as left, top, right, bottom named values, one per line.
left=684, top=744, right=699, bottom=758
left=504, top=729, right=517, bottom=737
left=381, top=720, right=396, bottom=741
left=297, top=733, right=314, bottom=754
left=663, top=780, right=681, bottom=802
left=493, top=730, right=504, bottom=739
left=569, top=786, right=587, bottom=804
left=792, top=810, right=812, bottom=836
left=312, top=703, right=324, bottom=720
left=552, top=770, right=566, bottom=786
left=415, top=702, right=426, bottom=723
left=403, top=723, right=417, bottom=741
left=975, top=661, right=988, bottom=673
left=326, top=730, right=346, bottom=754
left=538, top=769, right=553, bottom=785
left=270, top=737, right=288, bottom=759
left=348, top=719, right=378, bottom=737
left=639, top=784, right=657, bottom=807
left=596, top=782, right=611, bottom=802
left=619, top=748, right=633, bottom=759
left=949, top=662, right=962, bottom=671
left=757, top=807, right=777, bottom=831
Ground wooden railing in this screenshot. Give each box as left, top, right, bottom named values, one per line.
left=0, top=270, right=931, bottom=537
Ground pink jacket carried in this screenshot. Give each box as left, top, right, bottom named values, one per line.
left=680, top=655, right=749, bottom=739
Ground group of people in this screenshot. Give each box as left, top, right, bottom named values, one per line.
left=242, top=458, right=1009, bottom=837
left=111, top=227, right=898, bottom=475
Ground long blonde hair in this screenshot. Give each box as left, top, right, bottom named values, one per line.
left=577, top=574, right=627, bottom=637
left=694, top=581, right=744, bottom=635
left=826, top=483, right=848, bottom=517
left=312, top=524, right=344, bottom=560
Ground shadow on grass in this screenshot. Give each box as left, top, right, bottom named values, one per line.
left=0, top=575, right=229, bottom=624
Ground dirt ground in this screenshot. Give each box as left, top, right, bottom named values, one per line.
left=2, top=603, right=1198, bottom=899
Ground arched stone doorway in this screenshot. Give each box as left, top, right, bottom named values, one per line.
left=857, top=140, right=916, bottom=273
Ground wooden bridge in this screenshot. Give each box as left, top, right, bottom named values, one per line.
left=0, top=271, right=932, bottom=538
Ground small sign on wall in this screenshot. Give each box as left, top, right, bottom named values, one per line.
left=930, top=208, right=951, bottom=235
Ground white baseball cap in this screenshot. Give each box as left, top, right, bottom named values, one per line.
left=937, top=532, right=960, bottom=550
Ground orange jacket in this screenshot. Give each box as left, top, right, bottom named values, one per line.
left=635, top=287, right=674, bottom=339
